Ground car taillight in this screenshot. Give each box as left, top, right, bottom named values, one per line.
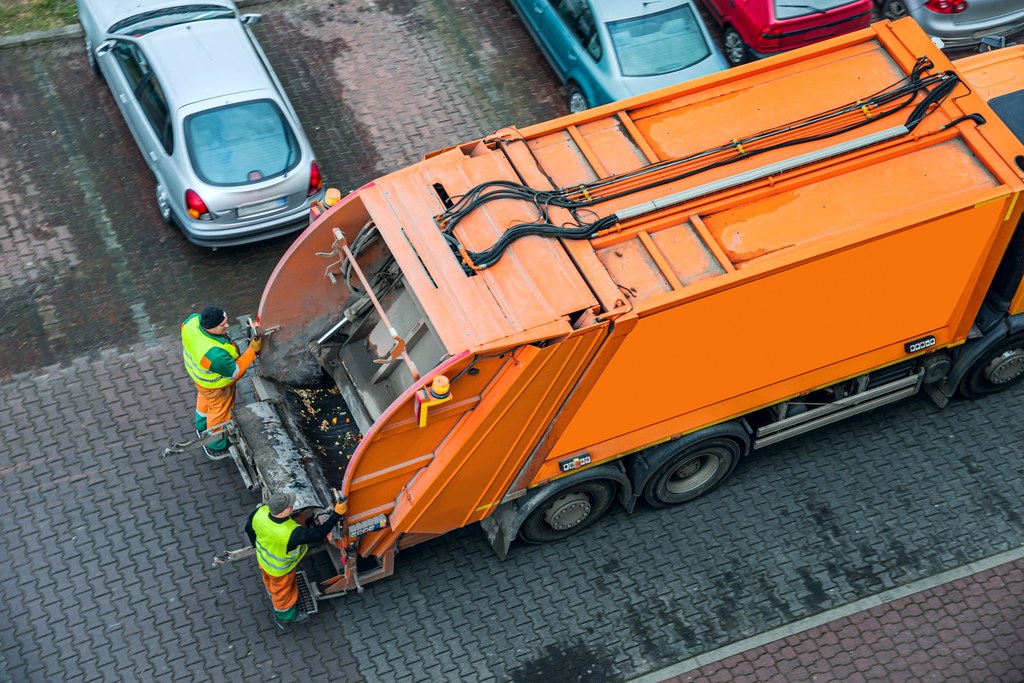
left=924, top=0, right=967, bottom=13
left=185, top=189, right=212, bottom=220
left=308, top=161, right=323, bottom=197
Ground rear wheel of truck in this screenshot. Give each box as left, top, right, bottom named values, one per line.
left=959, top=332, right=1024, bottom=398
left=518, top=479, right=615, bottom=544
left=642, top=437, right=741, bottom=508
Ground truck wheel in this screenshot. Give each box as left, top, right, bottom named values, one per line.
left=642, top=437, right=741, bottom=508
left=518, top=479, right=615, bottom=544
left=959, top=332, right=1024, bottom=398
left=567, top=84, right=590, bottom=114
left=723, top=27, right=749, bottom=67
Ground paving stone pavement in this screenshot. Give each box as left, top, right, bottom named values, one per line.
left=2, top=332, right=1022, bottom=682
left=2, top=1, right=1024, bottom=682
left=643, top=552, right=1024, bottom=682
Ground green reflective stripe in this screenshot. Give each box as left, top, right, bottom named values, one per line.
left=250, top=505, right=308, bottom=577
left=180, top=314, right=239, bottom=388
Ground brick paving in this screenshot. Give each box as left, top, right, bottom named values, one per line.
left=643, top=555, right=1024, bottom=682
left=1, top=2, right=1024, bottom=682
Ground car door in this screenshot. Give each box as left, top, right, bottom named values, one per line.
left=522, top=0, right=574, bottom=78
left=98, top=41, right=172, bottom=179
left=549, top=0, right=610, bottom=103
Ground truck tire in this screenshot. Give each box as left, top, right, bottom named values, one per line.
left=959, top=332, right=1024, bottom=398
left=518, top=479, right=615, bottom=544
left=642, top=436, right=742, bottom=508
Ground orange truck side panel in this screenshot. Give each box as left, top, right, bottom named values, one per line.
left=956, top=45, right=1024, bottom=315
left=350, top=326, right=606, bottom=555
left=544, top=198, right=1017, bottom=480
left=255, top=20, right=1024, bottom=561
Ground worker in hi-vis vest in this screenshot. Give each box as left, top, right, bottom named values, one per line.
left=245, top=491, right=348, bottom=625
left=180, top=306, right=261, bottom=457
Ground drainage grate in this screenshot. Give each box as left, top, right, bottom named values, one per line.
left=296, top=570, right=318, bottom=615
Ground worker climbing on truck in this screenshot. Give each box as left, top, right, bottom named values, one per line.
left=245, top=492, right=348, bottom=626
left=180, top=306, right=261, bottom=458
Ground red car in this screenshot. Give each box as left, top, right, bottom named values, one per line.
left=701, top=0, right=873, bottom=66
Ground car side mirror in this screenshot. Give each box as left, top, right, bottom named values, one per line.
left=96, top=40, right=115, bottom=57
left=241, top=13, right=263, bottom=25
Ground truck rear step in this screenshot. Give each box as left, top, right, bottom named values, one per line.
left=296, top=570, right=318, bottom=615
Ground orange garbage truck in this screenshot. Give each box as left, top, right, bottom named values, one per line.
left=224, top=19, right=1024, bottom=606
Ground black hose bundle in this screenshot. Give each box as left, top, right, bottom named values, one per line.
left=441, top=57, right=965, bottom=272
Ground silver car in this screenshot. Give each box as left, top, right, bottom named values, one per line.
left=77, top=1, right=325, bottom=247
left=876, top=0, right=1024, bottom=48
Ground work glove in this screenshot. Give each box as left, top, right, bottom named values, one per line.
left=249, top=336, right=263, bottom=354
left=334, top=497, right=348, bottom=515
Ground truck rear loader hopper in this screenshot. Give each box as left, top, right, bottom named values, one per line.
left=228, top=20, right=1024, bottom=604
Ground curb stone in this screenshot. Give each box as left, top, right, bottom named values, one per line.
left=0, top=0, right=276, bottom=50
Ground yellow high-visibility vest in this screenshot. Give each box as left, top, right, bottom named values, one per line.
left=251, top=505, right=307, bottom=577
left=181, top=314, right=238, bottom=389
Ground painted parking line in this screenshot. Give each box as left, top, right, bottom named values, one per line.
left=629, top=544, right=1024, bottom=683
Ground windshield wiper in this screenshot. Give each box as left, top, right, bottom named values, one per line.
left=776, top=3, right=828, bottom=14
left=109, top=4, right=234, bottom=35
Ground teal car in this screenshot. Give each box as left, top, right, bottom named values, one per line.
left=508, top=0, right=729, bottom=113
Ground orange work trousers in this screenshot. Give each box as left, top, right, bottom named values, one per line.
left=194, top=384, right=236, bottom=450
left=260, top=566, right=299, bottom=620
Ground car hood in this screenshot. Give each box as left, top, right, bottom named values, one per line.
left=616, top=53, right=730, bottom=98
left=92, top=0, right=236, bottom=34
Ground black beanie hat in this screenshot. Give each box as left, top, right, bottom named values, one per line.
left=200, top=306, right=227, bottom=329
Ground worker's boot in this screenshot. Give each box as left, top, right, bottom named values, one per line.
left=197, top=429, right=231, bottom=460
left=274, top=610, right=310, bottom=628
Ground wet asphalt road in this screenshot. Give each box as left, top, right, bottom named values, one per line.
left=2, top=2, right=1024, bottom=682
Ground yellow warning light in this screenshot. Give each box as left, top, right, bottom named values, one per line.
left=414, top=375, right=453, bottom=428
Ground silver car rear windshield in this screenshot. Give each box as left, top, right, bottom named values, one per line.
left=185, top=100, right=299, bottom=187
left=608, top=5, right=711, bottom=77
left=109, top=4, right=235, bottom=36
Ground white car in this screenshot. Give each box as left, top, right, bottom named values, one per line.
left=77, top=1, right=325, bottom=247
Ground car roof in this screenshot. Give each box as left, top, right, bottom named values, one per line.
left=135, top=18, right=276, bottom=110
left=589, top=0, right=693, bottom=24
left=90, top=0, right=237, bottom=34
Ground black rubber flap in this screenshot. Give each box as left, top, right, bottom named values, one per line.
left=990, top=90, right=1024, bottom=145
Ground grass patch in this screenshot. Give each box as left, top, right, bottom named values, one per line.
left=0, top=0, right=78, bottom=36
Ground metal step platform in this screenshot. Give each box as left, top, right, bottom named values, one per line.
left=296, top=570, right=319, bottom=615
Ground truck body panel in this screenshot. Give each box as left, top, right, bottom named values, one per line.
left=247, top=19, right=1024, bottom=592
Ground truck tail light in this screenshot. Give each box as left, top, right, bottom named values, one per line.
left=924, top=0, right=967, bottom=13
left=185, top=189, right=213, bottom=220
left=308, top=161, right=323, bottom=197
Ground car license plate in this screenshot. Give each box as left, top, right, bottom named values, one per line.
left=238, top=197, right=288, bottom=218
